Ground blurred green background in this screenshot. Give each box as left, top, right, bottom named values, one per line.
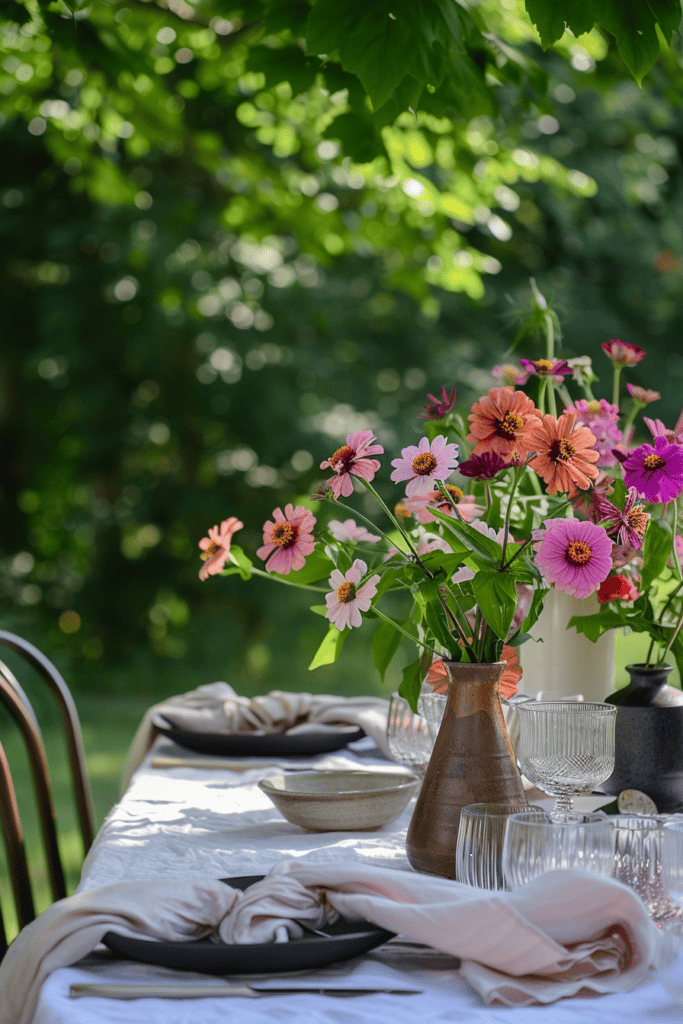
left=2, top=0, right=683, bottom=934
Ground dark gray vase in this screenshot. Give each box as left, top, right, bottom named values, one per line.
left=603, top=664, right=683, bottom=812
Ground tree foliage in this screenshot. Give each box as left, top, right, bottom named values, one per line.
left=2, top=0, right=683, bottom=690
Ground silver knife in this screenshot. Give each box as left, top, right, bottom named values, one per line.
left=70, top=982, right=422, bottom=1000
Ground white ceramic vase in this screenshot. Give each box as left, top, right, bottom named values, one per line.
left=520, top=589, right=615, bottom=702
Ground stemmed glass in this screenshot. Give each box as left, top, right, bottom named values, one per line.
left=386, top=693, right=433, bottom=777
left=515, top=701, right=617, bottom=823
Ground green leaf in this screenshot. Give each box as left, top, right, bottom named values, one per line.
left=246, top=45, right=320, bottom=98
left=524, top=0, right=596, bottom=48
left=429, top=508, right=502, bottom=565
left=268, top=549, right=335, bottom=586
left=414, top=579, right=458, bottom=652
left=597, top=0, right=673, bottom=84
left=372, top=619, right=403, bottom=681
left=0, top=0, right=32, bottom=24
left=568, top=610, right=625, bottom=643
left=641, top=518, right=673, bottom=592
left=221, top=545, right=253, bottom=580
left=305, top=0, right=465, bottom=110
left=471, top=570, right=518, bottom=640
left=398, top=657, right=423, bottom=712
left=308, top=624, right=347, bottom=669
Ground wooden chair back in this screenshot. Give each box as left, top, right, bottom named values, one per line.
left=0, top=630, right=94, bottom=853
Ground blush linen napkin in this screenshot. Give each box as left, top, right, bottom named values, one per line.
left=121, top=681, right=392, bottom=789
left=0, top=861, right=659, bottom=1024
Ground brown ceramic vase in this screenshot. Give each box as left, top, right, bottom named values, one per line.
left=405, top=660, right=526, bottom=878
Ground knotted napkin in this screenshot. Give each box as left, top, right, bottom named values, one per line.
left=0, top=860, right=659, bottom=1024
left=121, top=682, right=392, bottom=789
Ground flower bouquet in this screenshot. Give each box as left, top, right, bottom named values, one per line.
left=198, top=290, right=683, bottom=710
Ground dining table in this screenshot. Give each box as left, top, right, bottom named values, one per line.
left=28, top=725, right=683, bottom=1024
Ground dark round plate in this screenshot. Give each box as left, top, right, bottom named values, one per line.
left=102, top=875, right=393, bottom=974
left=152, top=715, right=365, bottom=756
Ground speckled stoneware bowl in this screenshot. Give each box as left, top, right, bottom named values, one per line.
left=258, top=770, right=419, bottom=831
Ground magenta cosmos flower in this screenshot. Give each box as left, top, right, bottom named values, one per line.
left=325, top=559, right=380, bottom=630
left=327, top=518, right=380, bottom=544
left=602, top=339, right=645, bottom=365
left=198, top=517, right=243, bottom=580
left=319, top=430, right=384, bottom=499
left=520, top=358, right=572, bottom=378
left=596, top=487, right=650, bottom=550
left=257, top=504, right=316, bottom=574
left=534, top=518, right=613, bottom=599
left=390, top=435, right=459, bottom=497
left=617, top=436, right=683, bottom=504
left=418, top=386, right=456, bottom=420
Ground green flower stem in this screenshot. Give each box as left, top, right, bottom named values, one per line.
left=620, top=400, right=641, bottom=438
left=321, top=495, right=405, bottom=555
left=673, top=500, right=682, bottom=583
left=438, top=586, right=476, bottom=656
left=537, top=376, right=548, bottom=416
left=582, top=380, right=596, bottom=401
left=231, top=559, right=327, bottom=592
left=371, top=606, right=443, bottom=661
left=546, top=378, right=557, bottom=418
left=660, top=601, right=683, bottom=667
left=557, top=383, right=573, bottom=408
left=612, top=364, right=622, bottom=408
left=500, top=465, right=525, bottom=566
left=500, top=536, right=532, bottom=571
left=484, top=481, right=492, bottom=513
left=645, top=576, right=683, bottom=667
left=543, top=312, right=555, bottom=362
left=360, top=478, right=435, bottom=578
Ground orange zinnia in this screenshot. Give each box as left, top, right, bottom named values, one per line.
left=467, top=387, right=541, bottom=462
left=527, top=412, right=600, bottom=496
left=426, top=645, right=522, bottom=701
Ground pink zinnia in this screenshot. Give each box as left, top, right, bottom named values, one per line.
left=643, top=413, right=683, bottom=445
left=534, top=518, right=613, bottom=599
left=198, top=517, right=243, bottom=580
left=325, top=559, right=380, bottom=630
left=403, top=485, right=484, bottom=524
left=618, top=436, right=683, bottom=504
left=566, top=399, right=622, bottom=467
left=390, top=435, right=459, bottom=497
left=327, top=519, right=380, bottom=544
left=257, top=503, right=316, bottom=574
left=627, top=383, right=660, bottom=406
left=319, top=430, right=384, bottom=499
left=602, top=339, right=645, bottom=365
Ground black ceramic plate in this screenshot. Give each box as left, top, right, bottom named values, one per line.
left=102, top=875, right=394, bottom=974
left=152, top=715, right=365, bottom=756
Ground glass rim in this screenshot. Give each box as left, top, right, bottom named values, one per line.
left=505, top=811, right=613, bottom=829
left=460, top=802, right=542, bottom=816
left=514, top=700, right=617, bottom=715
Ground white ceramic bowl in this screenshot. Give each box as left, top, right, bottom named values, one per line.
left=258, top=770, right=419, bottom=831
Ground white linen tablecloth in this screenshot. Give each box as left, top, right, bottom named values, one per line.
left=30, top=735, right=683, bottom=1024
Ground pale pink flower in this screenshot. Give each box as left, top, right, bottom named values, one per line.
left=403, top=485, right=484, bottom=525
left=257, top=504, right=316, bottom=575
left=319, top=430, right=384, bottom=499
left=325, top=559, right=380, bottom=630
left=327, top=519, right=381, bottom=544
left=390, top=435, right=459, bottom=497
left=643, top=415, right=683, bottom=446
left=198, top=517, right=243, bottom=580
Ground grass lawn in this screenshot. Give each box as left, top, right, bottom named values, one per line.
left=0, top=628, right=677, bottom=945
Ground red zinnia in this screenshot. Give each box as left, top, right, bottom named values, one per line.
left=602, top=339, right=645, bottom=366
left=597, top=575, right=639, bottom=604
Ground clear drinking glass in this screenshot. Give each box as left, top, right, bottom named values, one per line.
left=611, top=815, right=682, bottom=924
left=417, top=691, right=447, bottom=741
left=657, top=822, right=683, bottom=1003
left=502, top=811, right=616, bottom=889
left=515, top=701, right=616, bottom=823
left=386, top=693, right=433, bottom=777
left=455, top=802, right=543, bottom=890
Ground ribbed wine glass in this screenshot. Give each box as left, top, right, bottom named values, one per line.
left=386, top=693, right=433, bottom=777
left=515, top=701, right=616, bottom=823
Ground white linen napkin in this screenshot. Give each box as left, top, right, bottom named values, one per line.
left=0, top=861, right=658, bottom=1024
left=121, top=682, right=391, bottom=789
